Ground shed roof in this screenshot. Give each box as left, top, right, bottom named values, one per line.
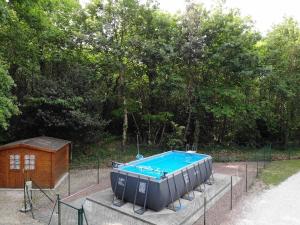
left=0, top=136, right=71, bottom=152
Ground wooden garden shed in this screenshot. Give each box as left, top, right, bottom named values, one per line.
left=0, top=136, right=71, bottom=188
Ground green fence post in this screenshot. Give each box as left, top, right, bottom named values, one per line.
left=256, top=150, right=259, bottom=177
left=245, top=164, right=248, bottom=193
left=78, top=207, right=83, bottom=225
left=57, top=194, right=61, bottom=225
left=97, top=158, right=100, bottom=184
left=68, top=166, right=71, bottom=196
left=230, top=176, right=233, bottom=210
left=269, top=144, right=272, bottom=162
left=203, top=195, right=206, bottom=225
left=23, top=180, right=27, bottom=212
left=263, top=147, right=266, bottom=169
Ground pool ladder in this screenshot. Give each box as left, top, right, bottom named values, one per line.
left=133, top=176, right=150, bottom=215
left=112, top=172, right=128, bottom=207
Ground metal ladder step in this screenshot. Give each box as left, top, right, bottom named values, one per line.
left=112, top=172, right=128, bottom=207
left=133, top=176, right=150, bottom=215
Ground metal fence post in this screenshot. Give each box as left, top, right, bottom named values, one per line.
left=256, top=151, right=259, bottom=178
left=78, top=208, right=83, bottom=225
left=23, top=180, right=27, bottom=212
left=82, top=205, right=88, bottom=225
left=57, top=194, right=61, bottom=225
left=269, top=144, right=272, bottom=162
left=203, top=195, right=206, bottom=225
left=230, top=176, right=233, bottom=210
left=245, top=164, right=248, bottom=193
left=97, top=158, right=100, bottom=184
left=68, top=166, right=71, bottom=196
left=263, top=148, right=266, bottom=169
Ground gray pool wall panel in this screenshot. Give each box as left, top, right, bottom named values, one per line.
left=111, top=154, right=212, bottom=211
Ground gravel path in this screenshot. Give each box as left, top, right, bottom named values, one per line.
left=0, top=190, right=43, bottom=225
left=232, top=171, right=300, bottom=225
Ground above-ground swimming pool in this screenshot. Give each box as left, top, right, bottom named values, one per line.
left=111, top=150, right=212, bottom=212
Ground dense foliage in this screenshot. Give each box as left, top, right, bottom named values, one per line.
left=0, top=0, right=299, bottom=150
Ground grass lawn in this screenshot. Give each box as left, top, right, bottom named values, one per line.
left=261, top=160, right=300, bottom=186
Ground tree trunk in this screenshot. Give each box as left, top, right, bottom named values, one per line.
left=122, top=97, right=128, bottom=150
left=184, top=97, right=192, bottom=143
left=159, top=123, right=166, bottom=146
left=148, top=119, right=151, bottom=145
left=119, top=64, right=127, bottom=150
left=153, top=126, right=161, bottom=145
left=131, top=113, right=140, bottom=136
left=184, top=79, right=193, bottom=143
left=284, top=109, right=289, bottom=149
left=193, top=119, right=200, bottom=147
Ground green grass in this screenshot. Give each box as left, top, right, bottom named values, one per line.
left=261, top=160, right=300, bottom=186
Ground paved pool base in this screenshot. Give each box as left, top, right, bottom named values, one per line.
left=63, top=173, right=239, bottom=225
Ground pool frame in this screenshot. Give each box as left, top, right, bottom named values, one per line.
left=111, top=150, right=213, bottom=212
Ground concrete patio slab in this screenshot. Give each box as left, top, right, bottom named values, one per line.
left=65, top=173, right=240, bottom=225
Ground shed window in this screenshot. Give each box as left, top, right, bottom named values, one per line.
left=10, top=155, right=20, bottom=170
left=25, top=155, right=35, bottom=170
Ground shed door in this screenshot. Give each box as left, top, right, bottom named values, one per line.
left=7, top=153, right=37, bottom=188
left=7, top=154, right=24, bottom=188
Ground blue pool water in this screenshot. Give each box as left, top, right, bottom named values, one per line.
left=119, top=151, right=208, bottom=179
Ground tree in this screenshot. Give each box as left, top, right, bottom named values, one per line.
left=1, top=0, right=108, bottom=146
left=259, top=18, right=300, bottom=146
left=176, top=3, right=208, bottom=144
left=0, top=59, right=19, bottom=129
left=177, top=4, right=261, bottom=145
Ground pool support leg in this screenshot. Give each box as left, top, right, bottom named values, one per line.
left=197, top=163, right=205, bottom=192
left=181, top=169, right=195, bottom=201
left=193, top=164, right=202, bottom=192
left=167, top=176, right=180, bottom=212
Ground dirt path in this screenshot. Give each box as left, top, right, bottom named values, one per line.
left=0, top=190, right=43, bottom=225
left=227, top=171, right=300, bottom=225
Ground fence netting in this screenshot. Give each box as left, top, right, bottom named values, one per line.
left=26, top=145, right=281, bottom=225
left=83, top=199, right=151, bottom=225
left=29, top=185, right=58, bottom=225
